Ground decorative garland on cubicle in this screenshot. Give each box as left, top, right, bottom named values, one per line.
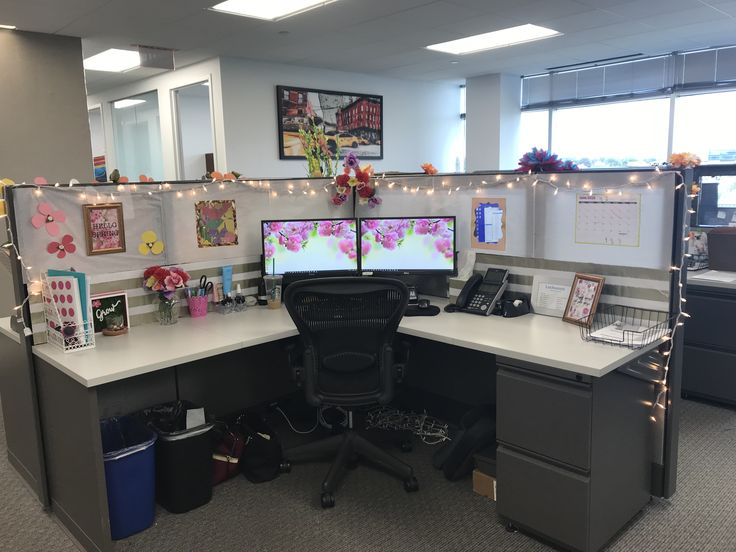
left=2, top=169, right=688, bottom=426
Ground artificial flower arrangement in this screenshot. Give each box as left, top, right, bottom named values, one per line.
left=517, top=147, right=579, bottom=173
left=143, top=265, right=191, bottom=300
left=299, top=102, right=341, bottom=178
left=668, top=152, right=701, bottom=169
left=421, top=163, right=438, bottom=175
left=332, top=153, right=381, bottom=208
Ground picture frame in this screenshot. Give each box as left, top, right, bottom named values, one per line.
left=83, top=203, right=126, bottom=255
left=562, top=273, right=605, bottom=327
left=276, top=85, right=383, bottom=160
left=90, top=291, right=129, bottom=334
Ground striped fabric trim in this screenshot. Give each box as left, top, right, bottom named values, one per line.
left=449, top=254, right=670, bottom=313
left=31, top=258, right=264, bottom=344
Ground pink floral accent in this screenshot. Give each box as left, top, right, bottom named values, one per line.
left=33, top=176, right=48, bottom=185
left=164, top=273, right=184, bottom=290
left=92, top=300, right=102, bottom=308
left=32, top=203, right=66, bottom=236
left=46, top=235, right=76, bottom=259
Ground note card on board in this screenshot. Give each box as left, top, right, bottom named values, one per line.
left=471, top=197, right=506, bottom=251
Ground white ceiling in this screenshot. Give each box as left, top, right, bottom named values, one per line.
left=4, top=0, right=736, bottom=93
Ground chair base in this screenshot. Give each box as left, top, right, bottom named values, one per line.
left=284, top=429, right=418, bottom=508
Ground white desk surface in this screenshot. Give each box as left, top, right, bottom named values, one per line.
left=31, top=301, right=661, bottom=388
left=688, top=269, right=736, bottom=291
left=0, top=316, right=21, bottom=345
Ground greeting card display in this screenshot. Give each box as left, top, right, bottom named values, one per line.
left=42, top=272, right=95, bottom=352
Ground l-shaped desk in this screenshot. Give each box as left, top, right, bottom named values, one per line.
left=1, top=301, right=665, bottom=552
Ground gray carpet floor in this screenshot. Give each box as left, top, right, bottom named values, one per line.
left=1, top=398, right=735, bottom=552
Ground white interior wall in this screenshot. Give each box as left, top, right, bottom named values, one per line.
left=88, top=107, right=105, bottom=158
left=86, top=58, right=226, bottom=181
left=219, top=57, right=463, bottom=178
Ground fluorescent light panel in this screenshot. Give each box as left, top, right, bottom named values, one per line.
left=83, top=49, right=140, bottom=72
left=114, top=99, right=146, bottom=109
left=0, top=24, right=16, bottom=30
left=427, top=24, right=561, bottom=55
left=210, top=0, right=339, bottom=21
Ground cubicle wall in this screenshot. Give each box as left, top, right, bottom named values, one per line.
left=8, top=170, right=676, bottom=342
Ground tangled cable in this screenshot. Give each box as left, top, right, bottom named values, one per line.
left=365, top=406, right=450, bottom=445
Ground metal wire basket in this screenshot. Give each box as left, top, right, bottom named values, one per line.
left=579, top=304, right=672, bottom=349
left=41, top=274, right=96, bottom=353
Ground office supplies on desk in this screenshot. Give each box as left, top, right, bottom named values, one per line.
left=222, top=266, right=233, bottom=296
left=445, top=268, right=508, bottom=316
left=188, top=296, right=208, bottom=318
left=198, top=275, right=213, bottom=297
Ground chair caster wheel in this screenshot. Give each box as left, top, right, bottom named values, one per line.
left=400, top=440, right=413, bottom=453
left=279, top=461, right=291, bottom=473
left=404, top=476, right=419, bottom=492
left=505, top=522, right=518, bottom=533
left=321, top=492, right=335, bottom=508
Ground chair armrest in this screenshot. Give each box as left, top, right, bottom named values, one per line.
left=285, top=341, right=304, bottom=387
left=393, top=340, right=412, bottom=382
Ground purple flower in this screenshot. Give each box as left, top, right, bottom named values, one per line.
left=415, top=219, right=431, bottom=235
left=367, top=196, right=381, bottom=208
left=344, top=152, right=360, bottom=170
left=363, top=219, right=379, bottom=230
left=318, top=221, right=333, bottom=237
left=361, top=240, right=372, bottom=255
left=286, top=235, right=302, bottom=252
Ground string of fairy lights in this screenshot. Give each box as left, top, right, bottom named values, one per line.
left=2, top=169, right=687, bottom=422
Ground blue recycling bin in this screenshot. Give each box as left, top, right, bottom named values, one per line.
left=100, top=416, right=157, bottom=540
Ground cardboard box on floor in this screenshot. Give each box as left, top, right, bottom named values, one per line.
left=472, top=469, right=496, bottom=500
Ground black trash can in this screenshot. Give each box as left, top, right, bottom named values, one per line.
left=141, top=401, right=214, bottom=514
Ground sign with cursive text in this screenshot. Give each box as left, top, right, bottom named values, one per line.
left=83, top=203, right=126, bottom=255
left=90, top=291, right=129, bottom=333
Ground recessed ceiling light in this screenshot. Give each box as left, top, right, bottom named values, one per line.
left=84, top=49, right=140, bottom=72
left=113, top=99, right=146, bottom=109
left=0, top=24, right=17, bottom=30
left=209, top=0, right=340, bottom=21
left=426, top=24, right=562, bottom=56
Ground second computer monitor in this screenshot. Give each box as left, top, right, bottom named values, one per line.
left=360, top=216, right=456, bottom=274
left=262, top=218, right=359, bottom=274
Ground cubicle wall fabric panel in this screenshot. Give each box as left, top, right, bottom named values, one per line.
left=449, top=254, right=670, bottom=312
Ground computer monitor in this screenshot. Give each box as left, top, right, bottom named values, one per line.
left=261, top=218, right=359, bottom=275
left=359, top=216, right=456, bottom=274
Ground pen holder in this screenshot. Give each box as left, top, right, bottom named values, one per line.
left=188, top=296, right=208, bottom=318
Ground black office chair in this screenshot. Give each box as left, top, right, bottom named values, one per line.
left=282, top=277, right=418, bottom=508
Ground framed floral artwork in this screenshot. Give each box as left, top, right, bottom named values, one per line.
left=562, top=273, right=605, bottom=327
left=195, top=200, right=238, bottom=247
left=82, top=203, right=126, bottom=255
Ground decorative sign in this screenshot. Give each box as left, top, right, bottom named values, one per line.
left=562, top=273, right=605, bottom=327
left=83, top=203, right=126, bottom=255
left=90, top=291, right=129, bottom=333
left=471, top=197, right=506, bottom=252
left=195, top=200, right=238, bottom=248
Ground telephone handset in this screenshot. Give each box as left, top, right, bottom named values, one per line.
left=449, top=268, right=509, bottom=316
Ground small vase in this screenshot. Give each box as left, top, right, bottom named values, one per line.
left=153, top=294, right=180, bottom=325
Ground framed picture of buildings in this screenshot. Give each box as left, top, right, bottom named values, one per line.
left=276, top=85, right=383, bottom=160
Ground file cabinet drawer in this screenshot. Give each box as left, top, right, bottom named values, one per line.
left=683, top=345, right=736, bottom=405
left=497, top=445, right=590, bottom=552
left=685, top=292, right=736, bottom=350
left=497, top=367, right=592, bottom=469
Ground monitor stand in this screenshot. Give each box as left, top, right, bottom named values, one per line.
left=370, top=273, right=450, bottom=300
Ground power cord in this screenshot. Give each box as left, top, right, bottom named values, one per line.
left=274, top=405, right=319, bottom=435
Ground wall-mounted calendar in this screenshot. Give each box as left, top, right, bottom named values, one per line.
left=575, top=193, right=641, bottom=247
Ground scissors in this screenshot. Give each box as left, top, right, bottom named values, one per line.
left=199, top=275, right=214, bottom=297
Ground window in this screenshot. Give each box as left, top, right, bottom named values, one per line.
left=551, top=99, right=669, bottom=168
left=672, top=90, right=736, bottom=163
left=518, top=110, right=548, bottom=159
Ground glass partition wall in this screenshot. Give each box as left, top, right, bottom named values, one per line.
left=111, top=90, right=164, bottom=180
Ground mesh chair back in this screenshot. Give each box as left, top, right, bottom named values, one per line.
left=284, top=277, right=408, bottom=407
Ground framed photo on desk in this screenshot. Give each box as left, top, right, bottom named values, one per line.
left=563, top=273, right=604, bottom=327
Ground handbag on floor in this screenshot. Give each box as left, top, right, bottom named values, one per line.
left=212, top=424, right=247, bottom=485
left=237, top=412, right=284, bottom=483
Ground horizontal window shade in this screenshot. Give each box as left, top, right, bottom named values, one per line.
left=523, top=45, right=736, bottom=109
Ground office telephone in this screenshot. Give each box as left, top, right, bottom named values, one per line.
left=448, top=268, right=509, bottom=316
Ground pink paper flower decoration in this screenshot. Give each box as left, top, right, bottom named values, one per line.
left=47, top=235, right=76, bottom=259
left=32, top=202, right=67, bottom=236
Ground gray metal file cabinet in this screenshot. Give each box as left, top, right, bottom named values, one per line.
left=496, top=357, right=654, bottom=552
left=683, top=282, right=736, bottom=406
